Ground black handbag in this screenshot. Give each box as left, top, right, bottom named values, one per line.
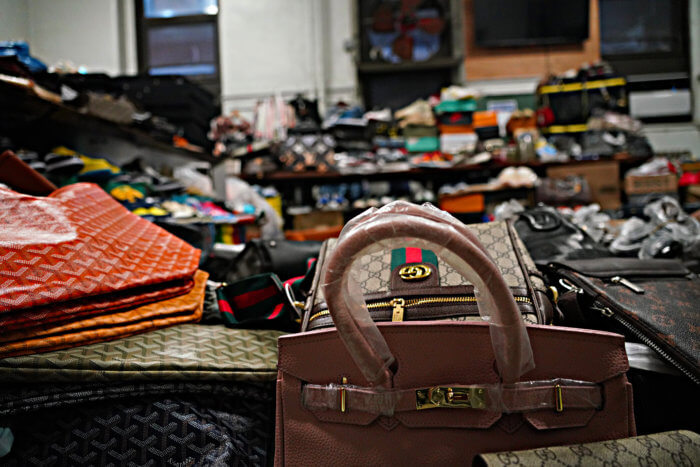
left=217, top=239, right=321, bottom=283
left=544, top=258, right=699, bottom=384
left=513, top=207, right=610, bottom=263
left=544, top=258, right=700, bottom=434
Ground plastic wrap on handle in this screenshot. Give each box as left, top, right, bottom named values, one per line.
left=321, top=201, right=534, bottom=387
left=0, top=188, right=76, bottom=246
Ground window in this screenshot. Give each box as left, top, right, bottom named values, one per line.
left=599, top=0, right=689, bottom=77
left=136, top=0, right=220, bottom=96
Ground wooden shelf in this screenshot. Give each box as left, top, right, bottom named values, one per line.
left=0, top=77, right=218, bottom=164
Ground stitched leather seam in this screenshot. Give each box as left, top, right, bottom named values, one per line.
left=507, top=219, right=544, bottom=323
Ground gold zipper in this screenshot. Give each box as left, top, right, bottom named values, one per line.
left=308, top=295, right=533, bottom=323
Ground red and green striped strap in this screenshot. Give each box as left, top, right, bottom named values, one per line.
left=391, top=247, right=438, bottom=271
left=218, top=258, right=316, bottom=326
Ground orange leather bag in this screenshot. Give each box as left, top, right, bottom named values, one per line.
left=0, top=183, right=200, bottom=330
left=0, top=270, right=208, bottom=358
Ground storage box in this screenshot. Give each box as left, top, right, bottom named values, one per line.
left=292, top=210, right=344, bottom=231
left=406, top=136, right=440, bottom=153
left=434, top=99, right=477, bottom=113
left=547, top=161, right=621, bottom=209
left=624, top=174, right=678, bottom=195
left=440, top=133, right=478, bottom=154
left=439, top=192, right=485, bottom=214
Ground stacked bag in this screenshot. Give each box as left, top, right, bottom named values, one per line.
left=0, top=151, right=205, bottom=358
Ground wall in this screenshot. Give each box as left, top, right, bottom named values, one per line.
left=23, top=0, right=123, bottom=75
left=0, top=0, right=29, bottom=42
left=218, top=0, right=356, bottom=116
left=462, top=0, right=601, bottom=80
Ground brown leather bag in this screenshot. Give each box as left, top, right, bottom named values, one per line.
left=275, top=202, right=635, bottom=465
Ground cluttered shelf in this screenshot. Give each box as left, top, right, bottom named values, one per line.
left=240, top=152, right=649, bottom=183
left=0, top=75, right=218, bottom=163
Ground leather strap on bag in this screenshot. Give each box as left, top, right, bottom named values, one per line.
left=302, top=379, right=602, bottom=416
left=322, top=202, right=534, bottom=387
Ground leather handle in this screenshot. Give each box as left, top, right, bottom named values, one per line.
left=323, top=207, right=533, bottom=387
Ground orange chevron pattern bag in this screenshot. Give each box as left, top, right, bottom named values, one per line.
left=0, top=183, right=201, bottom=331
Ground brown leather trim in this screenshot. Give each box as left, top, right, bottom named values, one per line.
left=301, top=240, right=329, bottom=332
left=506, top=219, right=549, bottom=323
left=308, top=290, right=539, bottom=331
left=313, top=285, right=533, bottom=311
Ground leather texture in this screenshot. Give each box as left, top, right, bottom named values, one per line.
left=0, top=270, right=208, bottom=358
left=0, top=183, right=200, bottom=320
left=277, top=323, right=634, bottom=465
left=306, top=219, right=551, bottom=329
left=276, top=204, right=635, bottom=465
left=0, top=324, right=282, bottom=383
left=0, top=383, right=276, bottom=466
left=0, top=150, right=56, bottom=196
left=475, top=430, right=700, bottom=467
left=549, top=259, right=700, bottom=384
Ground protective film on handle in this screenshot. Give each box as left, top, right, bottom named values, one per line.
left=0, top=188, right=77, bottom=246
left=320, top=201, right=534, bottom=387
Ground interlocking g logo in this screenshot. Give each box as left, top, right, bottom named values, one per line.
left=399, top=264, right=432, bottom=281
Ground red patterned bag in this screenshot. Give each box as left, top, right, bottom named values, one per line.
left=0, top=183, right=200, bottom=330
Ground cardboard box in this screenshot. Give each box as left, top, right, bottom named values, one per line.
left=547, top=161, right=621, bottom=209
left=624, top=174, right=678, bottom=195
left=292, top=210, right=344, bottom=231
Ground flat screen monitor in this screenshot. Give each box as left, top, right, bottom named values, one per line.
left=473, top=0, right=590, bottom=47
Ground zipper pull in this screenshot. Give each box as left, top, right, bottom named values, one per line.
left=591, top=302, right=614, bottom=318
left=611, top=276, right=645, bottom=294
left=391, top=298, right=405, bottom=322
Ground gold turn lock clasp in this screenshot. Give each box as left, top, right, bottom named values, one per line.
left=416, top=386, right=487, bottom=410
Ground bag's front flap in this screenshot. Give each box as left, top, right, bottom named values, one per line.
left=278, top=322, right=628, bottom=429
left=551, top=258, right=690, bottom=278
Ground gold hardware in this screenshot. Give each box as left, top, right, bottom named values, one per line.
left=549, top=286, right=559, bottom=304
left=340, top=376, right=348, bottom=413
left=399, top=264, right=432, bottom=281
left=416, top=386, right=486, bottom=410
left=554, top=384, right=563, bottom=412
left=391, top=298, right=405, bottom=322
left=308, top=295, right=533, bottom=323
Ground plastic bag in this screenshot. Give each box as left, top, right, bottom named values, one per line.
left=225, top=177, right=283, bottom=240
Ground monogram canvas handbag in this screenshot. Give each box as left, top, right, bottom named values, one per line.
left=303, top=218, right=554, bottom=330
left=275, top=202, right=635, bottom=465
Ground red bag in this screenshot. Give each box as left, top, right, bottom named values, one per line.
left=0, top=183, right=200, bottom=329
left=275, top=202, right=634, bottom=465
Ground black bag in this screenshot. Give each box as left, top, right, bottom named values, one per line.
left=545, top=258, right=700, bottom=434
left=513, top=207, right=610, bottom=263
left=544, top=258, right=699, bottom=383
left=227, top=239, right=321, bottom=282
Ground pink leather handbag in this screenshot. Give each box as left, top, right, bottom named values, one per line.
left=275, top=202, right=635, bottom=465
